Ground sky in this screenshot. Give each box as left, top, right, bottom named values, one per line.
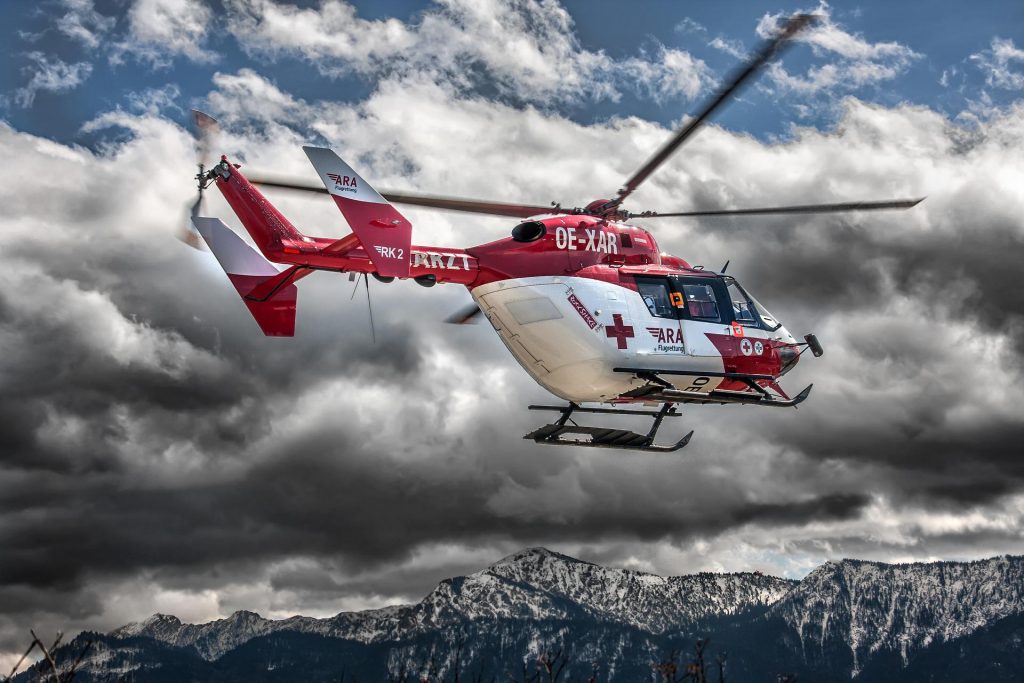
left=1, top=0, right=1024, bottom=669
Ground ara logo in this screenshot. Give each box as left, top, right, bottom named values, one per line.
left=646, top=326, right=685, bottom=353
left=647, top=327, right=682, bottom=344
left=374, top=245, right=405, bottom=259
left=327, top=173, right=358, bottom=193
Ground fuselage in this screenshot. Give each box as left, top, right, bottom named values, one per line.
left=463, top=215, right=799, bottom=403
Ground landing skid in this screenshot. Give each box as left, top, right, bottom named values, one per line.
left=524, top=403, right=693, bottom=452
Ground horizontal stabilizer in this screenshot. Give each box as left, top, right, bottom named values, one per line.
left=303, top=146, right=412, bottom=278
left=193, top=217, right=298, bottom=337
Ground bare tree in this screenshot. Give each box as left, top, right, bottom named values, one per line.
left=536, top=649, right=567, bottom=683
left=2, top=632, right=92, bottom=683
left=389, top=660, right=410, bottom=683
left=449, top=634, right=466, bottom=683
left=420, top=652, right=440, bottom=683
left=652, top=648, right=684, bottom=683
left=714, top=651, right=726, bottom=683
left=507, top=660, right=539, bottom=683
left=688, top=639, right=709, bottom=683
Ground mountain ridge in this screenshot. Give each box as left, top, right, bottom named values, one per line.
left=25, top=549, right=1024, bottom=682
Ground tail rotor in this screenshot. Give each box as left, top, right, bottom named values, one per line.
left=180, top=109, right=220, bottom=250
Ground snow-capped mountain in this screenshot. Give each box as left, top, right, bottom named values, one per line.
left=767, top=555, right=1024, bottom=676
left=111, top=547, right=793, bottom=659
left=22, top=549, right=1024, bottom=682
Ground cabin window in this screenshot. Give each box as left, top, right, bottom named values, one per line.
left=505, top=297, right=563, bottom=325
left=635, top=278, right=676, bottom=319
left=620, top=233, right=633, bottom=248
left=679, top=282, right=721, bottom=322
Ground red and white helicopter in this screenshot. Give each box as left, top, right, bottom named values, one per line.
left=187, top=15, right=921, bottom=452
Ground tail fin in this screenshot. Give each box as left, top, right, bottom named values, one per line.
left=193, top=217, right=298, bottom=337
left=303, top=146, right=412, bottom=278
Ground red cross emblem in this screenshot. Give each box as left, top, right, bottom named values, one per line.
left=605, top=313, right=634, bottom=349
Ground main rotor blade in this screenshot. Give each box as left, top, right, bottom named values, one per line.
left=248, top=176, right=558, bottom=219
left=613, top=13, right=816, bottom=208
left=445, top=303, right=482, bottom=325
left=635, top=197, right=925, bottom=219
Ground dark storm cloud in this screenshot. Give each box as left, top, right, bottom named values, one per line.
left=1, top=46, right=1024, bottom=665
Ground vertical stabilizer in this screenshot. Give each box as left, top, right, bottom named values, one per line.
left=303, top=146, right=412, bottom=278
left=193, top=217, right=298, bottom=337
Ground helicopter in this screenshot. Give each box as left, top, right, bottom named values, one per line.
left=186, top=14, right=922, bottom=452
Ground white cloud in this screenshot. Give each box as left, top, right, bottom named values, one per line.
left=13, top=52, right=93, bottom=107
left=2, top=51, right=1024, bottom=657
left=708, top=36, right=745, bottom=59
left=55, top=0, right=116, bottom=48
left=674, top=17, right=706, bottom=36
left=756, top=3, right=921, bottom=94
left=223, top=0, right=710, bottom=105
left=113, top=0, right=215, bottom=67
left=971, top=37, right=1024, bottom=90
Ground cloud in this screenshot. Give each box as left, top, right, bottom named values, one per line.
left=756, top=3, right=921, bottom=94
left=675, top=18, right=707, bottom=36
left=55, top=0, right=116, bottom=48
left=223, top=0, right=710, bottom=105
left=112, top=0, right=215, bottom=67
left=1, top=21, right=1024, bottom=663
left=708, top=36, right=745, bottom=59
left=971, top=38, right=1024, bottom=90
left=13, top=52, right=93, bottom=107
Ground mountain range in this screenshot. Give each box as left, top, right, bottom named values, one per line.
left=17, top=548, right=1024, bottom=681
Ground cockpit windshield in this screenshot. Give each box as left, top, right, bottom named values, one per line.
left=725, top=277, right=781, bottom=331
left=634, top=275, right=782, bottom=331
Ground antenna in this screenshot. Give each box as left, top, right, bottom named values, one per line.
left=363, top=273, right=376, bottom=344
left=721, top=259, right=730, bottom=273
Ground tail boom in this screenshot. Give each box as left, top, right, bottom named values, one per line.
left=209, top=157, right=478, bottom=285
left=212, top=157, right=314, bottom=260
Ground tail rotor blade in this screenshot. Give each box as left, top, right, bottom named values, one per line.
left=189, top=193, right=203, bottom=219
left=178, top=194, right=208, bottom=250
left=191, top=109, right=219, bottom=167
left=182, top=110, right=219, bottom=251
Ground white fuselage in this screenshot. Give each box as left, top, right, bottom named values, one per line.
left=472, top=276, right=796, bottom=403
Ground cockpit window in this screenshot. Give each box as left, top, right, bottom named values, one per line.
left=724, top=277, right=781, bottom=331
left=751, top=295, right=780, bottom=330
left=679, top=282, right=721, bottom=322
left=636, top=277, right=676, bottom=319
left=727, top=279, right=758, bottom=326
